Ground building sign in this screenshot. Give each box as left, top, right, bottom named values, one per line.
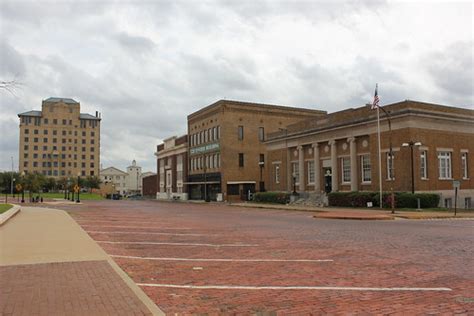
left=190, top=143, right=220, bottom=155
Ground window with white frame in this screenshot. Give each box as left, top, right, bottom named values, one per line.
left=307, top=161, right=315, bottom=184
left=361, top=154, right=371, bottom=182
left=386, top=152, right=395, bottom=180
left=291, top=162, right=299, bottom=185
left=342, top=157, right=351, bottom=183
left=438, top=151, right=452, bottom=179
left=461, top=152, right=469, bottom=179
left=275, top=164, right=280, bottom=184
left=420, top=150, right=428, bottom=179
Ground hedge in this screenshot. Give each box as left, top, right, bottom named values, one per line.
left=328, top=192, right=440, bottom=208
left=253, top=192, right=291, bottom=204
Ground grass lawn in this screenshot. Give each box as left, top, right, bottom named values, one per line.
left=40, top=192, right=104, bottom=200
left=0, top=204, right=13, bottom=214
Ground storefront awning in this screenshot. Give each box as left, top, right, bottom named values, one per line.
left=184, top=181, right=220, bottom=185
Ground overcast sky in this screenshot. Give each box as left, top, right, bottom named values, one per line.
left=0, top=0, right=472, bottom=172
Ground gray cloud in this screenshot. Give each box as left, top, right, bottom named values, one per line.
left=0, top=41, right=26, bottom=77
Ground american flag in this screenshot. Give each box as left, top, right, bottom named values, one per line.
left=371, top=84, right=379, bottom=109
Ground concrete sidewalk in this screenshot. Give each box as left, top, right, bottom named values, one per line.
left=231, top=202, right=474, bottom=220
left=0, top=207, right=164, bottom=316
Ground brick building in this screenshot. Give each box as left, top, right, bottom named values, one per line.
left=18, top=97, right=101, bottom=177
left=142, top=174, right=158, bottom=197
left=155, top=135, right=188, bottom=200
left=264, top=100, right=474, bottom=208
left=187, top=100, right=326, bottom=201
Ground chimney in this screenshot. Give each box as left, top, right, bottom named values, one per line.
left=95, top=111, right=98, bottom=117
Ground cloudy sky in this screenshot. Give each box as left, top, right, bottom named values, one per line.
left=0, top=0, right=472, bottom=172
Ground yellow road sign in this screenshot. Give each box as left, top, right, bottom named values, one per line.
left=74, top=185, right=80, bottom=193
left=16, top=184, right=22, bottom=191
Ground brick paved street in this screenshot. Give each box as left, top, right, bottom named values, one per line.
left=62, top=200, right=474, bottom=314
left=0, top=260, right=152, bottom=316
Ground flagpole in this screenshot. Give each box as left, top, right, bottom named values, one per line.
left=376, top=100, right=383, bottom=208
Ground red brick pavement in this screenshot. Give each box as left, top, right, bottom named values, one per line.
left=61, top=200, right=474, bottom=314
left=0, top=260, right=152, bottom=316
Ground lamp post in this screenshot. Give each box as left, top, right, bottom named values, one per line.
left=76, top=172, right=81, bottom=203
left=402, top=141, right=422, bottom=194
left=64, top=179, right=67, bottom=199
left=20, top=171, right=25, bottom=203
left=71, top=177, right=75, bottom=202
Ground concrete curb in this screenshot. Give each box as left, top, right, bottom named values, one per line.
left=229, top=202, right=328, bottom=213
left=0, top=204, right=21, bottom=226
left=314, top=215, right=394, bottom=220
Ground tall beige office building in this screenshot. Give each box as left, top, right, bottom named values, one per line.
left=18, top=97, right=101, bottom=177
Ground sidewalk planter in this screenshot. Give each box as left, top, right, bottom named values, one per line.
left=0, top=204, right=21, bottom=226
left=328, top=192, right=440, bottom=209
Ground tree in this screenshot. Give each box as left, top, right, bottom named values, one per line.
left=0, top=80, right=22, bottom=96
left=23, top=172, right=46, bottom=201
left=84, top=175, right=101, bottom=193
left=43, top=177, right=57, bottom=192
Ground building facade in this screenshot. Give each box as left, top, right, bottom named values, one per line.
left=100, top=167, right=128, bottom=195
left=18, top=97, right=101, bottom=177
left=187, top=100, right=326, bottom=201
left=126, top=160, right=142, bottom=195
left=142, top=174, right=158, bottom=197
left=155, top=135, right=188, bottom=200
left=264, top=100, right=474, bottom=208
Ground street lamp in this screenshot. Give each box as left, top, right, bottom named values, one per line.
left=70, top=177, right=75, bottom=202
left=20, top=171, right=25, bottom=203
left=402, top=141, right=422, bottom=194
left=64, top=178, right=67, bottom=199
left=76, top=172, right=81, bottom=203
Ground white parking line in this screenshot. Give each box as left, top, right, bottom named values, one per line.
left=137, top=283, right=452, bottom=291
left=110, top=254, right=333, bottom=262
left=86, top=231, right=211, bottom=236
left=80, top=224, right=193, bottom=230
left=96, top=241, right=258, bottom=247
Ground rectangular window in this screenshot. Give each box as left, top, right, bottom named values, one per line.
left=275, top=164, right=281, bottom=184
left=292, top=162, right=299, bottom=185
left=386, top=153, right=395, bottom=180
left=342, top=157, right=351, bottom=183
left=308, top=161, right=315, bottom=184
left=461, top=152, right=469, bottom=179
left=420, top=150, right=428, bottom=179
left=33, top=137, right=38, bottom=143
left=239, top=153, right=244, bottom=167
left=361, top=154, right=371, bottom=182
left=238, top=125, right=244, bottom=140
left=216, top=126, right=220, bottom=139
left=43, top=138, right=48, bottom=142
left=62, top=119, right=67, bottom=125
left=24, top=137, right=29, bottom=142
left=44, top=119, right=48, bottom=124
left=34, top=129, right=38, bottom=134
left=43, top=145, right=47, bottom=151
left=25, top=129, right=29, bottom=134
left=258, top=127, right=265, bottom=142
left=53, top=119, right=57, bottom=125
left=438, top=151, right=452, bottom=179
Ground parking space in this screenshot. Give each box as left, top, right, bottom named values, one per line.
left=64, top=200, right=474, bottom=314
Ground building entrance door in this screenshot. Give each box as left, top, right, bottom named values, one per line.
left=323, top=168, right=332, bottom=193
left=166, top=170, right=172, bottom=198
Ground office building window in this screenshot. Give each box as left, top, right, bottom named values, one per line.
left=44, top=118, right=48, bottom=124
left=342, top=157, right=351, bottom=183
left=34, top=137, right=38, bottom=143
left=438, top=151, right=452, bottom=179
left=361, top=154, right=371, bottom=182
left=24, top=137, right=29, bottom=142
left=258, top=127, right=265, bottom=142
left=216, top=126, right=220, bottom=139
left=53, top=119, right=57, bottom=124
left=238, top=125, right=244, bottom=140
left=308, top=161, right=315, bottom=184
left=239, top=153, right=244, bottom=167
left=292, top=162, right=299, bottom=185
left=386, top=153, right=395, bottom=180
left=25, top=129, right=29, bottom=134
left=461, top=152, right=469, bottom=179
left=275, top=164, right=280, bottom=184
left=34, top=129, right=38, bottom=134
left=420, top=150, right=428, bottom=179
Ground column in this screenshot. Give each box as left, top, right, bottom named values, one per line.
left=286, top=147, right=291, bottom=191
left=312, top=142, right=320, bottom=192
left=348, top=137, right=358, bottom=192
left=298, top=145, right=305, bottom=191
left=329, top=140, right=338, bottom=192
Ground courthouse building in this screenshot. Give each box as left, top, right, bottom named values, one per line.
left=264, top=100, right=474, bottom=208
left=18, top=97, right=101, bottom=177
left=186, top=100, right=326, bottom=201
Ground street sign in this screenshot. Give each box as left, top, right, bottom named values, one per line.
left=16, top=184, right=22, bottom=191
left=453, top=180, right=461, bottom=189
left=74, top=185, right=80, bottom=193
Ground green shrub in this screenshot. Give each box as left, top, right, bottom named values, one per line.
left=253, top=192, right=291, bottom=204
left=329, top=191, right=440, bottom=208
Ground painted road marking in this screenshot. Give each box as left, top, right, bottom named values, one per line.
left=97, top=241, right=258, bottom=247
left=80, top=224, right=193, bottom=230
left=110, top=254, right=333, bottom=262
left=86, top=230, right=211, bottom=236
left=137, top=283, right=452, bottom=291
